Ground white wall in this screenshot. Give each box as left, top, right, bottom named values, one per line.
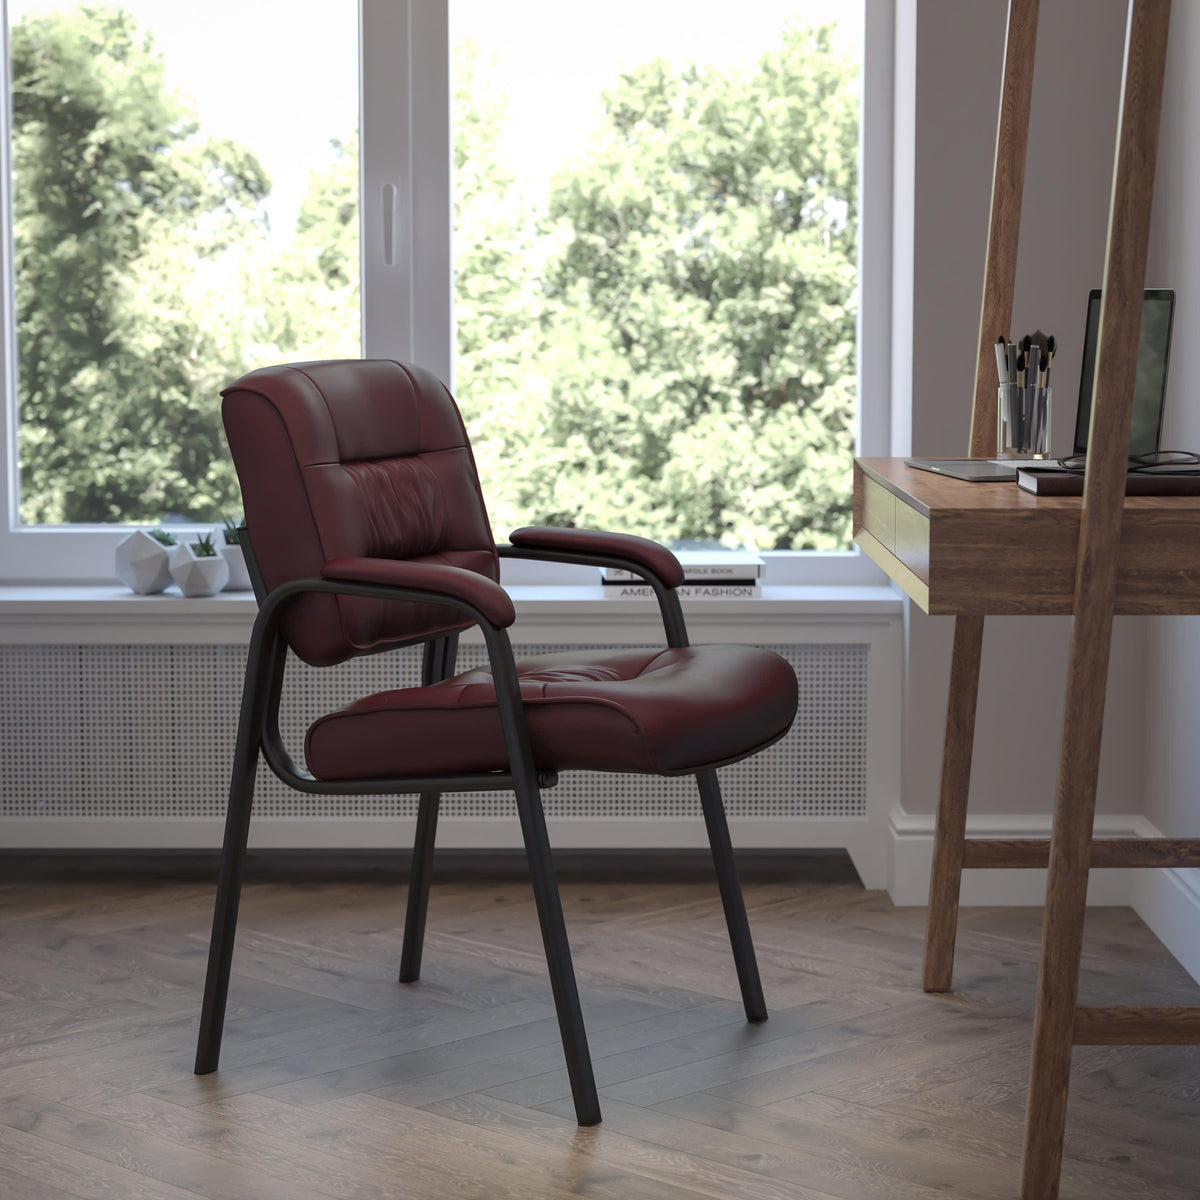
left=897, top=0, right=1145, bottom=825
left=1144, top=0, right=1200, bottom=836
left=1140, top=0, right=1200, bottom=979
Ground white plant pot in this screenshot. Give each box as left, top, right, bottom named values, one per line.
left=220, top=543, right=253, bottom=591
left=114, top=530, right=173, bottom=594
left=170, top=543, right=230, bottom=598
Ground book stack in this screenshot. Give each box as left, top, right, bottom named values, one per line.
left=603, top=551, right=765, bottom=599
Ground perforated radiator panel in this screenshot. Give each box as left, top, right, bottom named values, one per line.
left=0, top=643, right=868, bottom=820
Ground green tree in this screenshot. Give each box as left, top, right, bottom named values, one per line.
left=448, top=42, right=555, bottom=537
left=12, top=5, right=268, bottom=523
left=533, top=25, right=858, bottom=549
left=259, top=134, right=360, bottom=362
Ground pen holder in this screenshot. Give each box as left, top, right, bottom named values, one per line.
left=997, top=383, right=1052, bottom=456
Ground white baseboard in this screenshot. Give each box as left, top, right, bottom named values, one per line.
left=889, top=808, right=1200, bottom=985
left=1130, top=855, right=1200, bottom=985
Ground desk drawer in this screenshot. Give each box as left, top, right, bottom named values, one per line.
left=857, top=472, right=930, bottom=584
left=861, top=475, right=896, bottom=547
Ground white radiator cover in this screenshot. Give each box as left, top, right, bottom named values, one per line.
left=2, top=640, right=864, bottom=818
left=0, top=608, right=901, bottom=887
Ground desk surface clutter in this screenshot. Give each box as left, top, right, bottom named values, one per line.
left=853, top=457, right=1200, bottom=616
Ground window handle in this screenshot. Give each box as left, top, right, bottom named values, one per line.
left=382, top=182, right=398, bottom=266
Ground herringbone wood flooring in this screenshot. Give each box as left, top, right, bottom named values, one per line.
left=1, top=852, right=1198, bottom=1199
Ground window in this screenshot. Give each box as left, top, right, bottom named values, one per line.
left=0, top=0, right=891, bottom=584
left=451, top=2, right=861, bottom=554
left=7, top=0, right=360, bottom=531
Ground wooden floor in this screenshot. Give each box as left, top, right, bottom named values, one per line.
left=1, top=852, right=1198, bottom=1200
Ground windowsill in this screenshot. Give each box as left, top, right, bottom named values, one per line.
left=0, top=582, right=904, bottom=645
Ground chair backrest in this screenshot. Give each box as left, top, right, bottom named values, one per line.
left=221, top=360, right=498, bottom=667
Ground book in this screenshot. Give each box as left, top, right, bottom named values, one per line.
left=602, top=550, right=764, bottom=583
left=1017, top=467, right=1200, bottom=496
left=606, top=583, right=761, bottom=599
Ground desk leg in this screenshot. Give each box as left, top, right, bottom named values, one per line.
left=923, top=614, right=985, bottom=993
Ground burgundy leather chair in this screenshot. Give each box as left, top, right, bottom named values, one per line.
left=196, top=359, right=798, bottom=1126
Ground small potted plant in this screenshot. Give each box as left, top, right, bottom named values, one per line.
left=220, top=516, right=252, bottom=591
left=114, top=528, right=176, bottom=594
left=170, top=532, right=230, bottom=597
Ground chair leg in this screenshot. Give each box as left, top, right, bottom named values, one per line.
left=696, top=769, right=767, bottom=1023
left=923, top=614, right=985, bottom=993
left=514, top=767, right=600, bottom=1126
left=399, top=791, right=440, bottom=982
left=195, top=642, right=274, bottom=1074
left=483, top=626, right=598, bottom=1125
left=397, top=635, right=457, bottom=984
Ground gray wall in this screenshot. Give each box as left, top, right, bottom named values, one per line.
left=1144, top=1, right=1200, bottom=844
left=897, top=0, right=1146, bottom=818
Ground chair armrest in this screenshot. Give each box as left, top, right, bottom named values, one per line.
left=321, top=557, right=516, bottom=629
left=506, top=527, right=685, bottom=588
left=247, top=568, right=543, bottom=795
left=502, top=527, right=689, bottom=649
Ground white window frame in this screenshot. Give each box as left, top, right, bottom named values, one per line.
left=0, top=0, right=891, bottom=587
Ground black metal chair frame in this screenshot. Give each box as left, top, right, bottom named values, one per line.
left=195, top=532, right=767, bottom=1126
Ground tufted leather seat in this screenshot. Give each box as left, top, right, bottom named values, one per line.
left=306, top=644, right=798, bottom=780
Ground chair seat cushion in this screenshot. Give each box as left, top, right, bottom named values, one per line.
left=305, top=645, right=798, bottom=780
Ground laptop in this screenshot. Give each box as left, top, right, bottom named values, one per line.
left=1073, top=287, right=1174, bottom=456
left=906, top=288, right=1175, bottom=482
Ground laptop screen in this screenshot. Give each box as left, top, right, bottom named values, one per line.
left=1073, top=288, right=1175, bottom=456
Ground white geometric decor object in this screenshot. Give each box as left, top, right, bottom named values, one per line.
left=220, top=543, right=253, bottom=591
left=170, top=542, right=230, bottom=598
left=114, top=530, right=173, bottom=594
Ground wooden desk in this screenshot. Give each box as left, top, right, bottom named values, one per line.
left=874, top=6, right=1188, bottom=1194
left=857, top=451, right=1200, bottom=1198
left=854, top=457, right=1200, bottom=616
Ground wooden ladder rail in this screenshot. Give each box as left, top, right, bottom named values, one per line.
left=915, top=1, right=1199, bottom=1195
left=1020, top=3, right=1178, bottom=1194
left=922, top=0, right=1040, bottom=995
left=960, top=838, right=1200, bottom=869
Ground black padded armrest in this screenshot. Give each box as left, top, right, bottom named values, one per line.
left=507, top=527, right=684, bottom=588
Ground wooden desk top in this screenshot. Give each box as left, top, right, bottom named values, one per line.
left=854, top=457, right=1200, bottom=616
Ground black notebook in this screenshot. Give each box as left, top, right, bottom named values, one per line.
left=1016, top=467, right=1200, bottom=496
